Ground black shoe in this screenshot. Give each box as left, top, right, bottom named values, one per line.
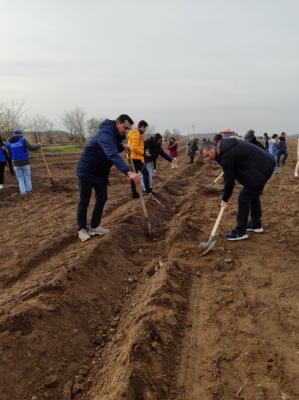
left=132, top=193, right=140, bottom=199
left=151, top=190, right=158, bottom=195
left=225, top=229, right=248, bottom=241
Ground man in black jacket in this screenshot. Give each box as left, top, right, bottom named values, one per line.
left=201, top=139, right=275, bottom=241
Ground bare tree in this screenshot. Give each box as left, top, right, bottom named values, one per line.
left=163, top=129, right=172, bottom=142
left=172, top=129, right=180, bottom=141
left=61, top=106, right=86, bottom=143
left=64, top=128, right=77, bottom=144
left=0, top=99, right=27, bottom=137
left=43, top=123, right=57, bottom=145
left=87, top=117, right=105, bottom=138
left=26, top=114, right=52, bottom=143
left=146, top=124, right=156, bottom=135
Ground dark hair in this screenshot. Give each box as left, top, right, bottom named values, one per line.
left=169, top=137, right=176, bottom=143
left=281, top=132, right=286, bottom=136
left=116, top=114, right=134, bottom=125
left=138, top=120, right=148, bottom=128
left=263, top=133, right=268, bottom=136
left=213, top=133, right=222, bottom=143
left=201, top=141, right=216, bottom=154
left=153, top=133, right=162, bottom=147
left=247, top=129, right=255, bottom=135
left=272, top=134, right=278, bottom=139
left=0, top=134, right=3, bottom=147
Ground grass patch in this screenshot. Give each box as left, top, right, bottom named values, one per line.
left=30, top=145, right=85, bottom=156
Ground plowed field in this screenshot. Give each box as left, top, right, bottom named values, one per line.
left=1, top=140, right=299, bottom=400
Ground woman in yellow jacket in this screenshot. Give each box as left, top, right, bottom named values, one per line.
left=127, top=120, right=151, bottom=198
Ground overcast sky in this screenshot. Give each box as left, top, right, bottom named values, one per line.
left=1, top=0, right=298, bottom=136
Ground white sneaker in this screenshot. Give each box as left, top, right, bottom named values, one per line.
left=0, top=184, right=3, bottom=189
left=78, top=228, right=91, bottom=242
left=295, top=172, right=298, bottom=177
left=171, top=164, right=174, bottom=169
left=89, top=226, right=110, bottom=236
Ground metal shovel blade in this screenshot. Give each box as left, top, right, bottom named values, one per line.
left=198, top=207, right=225, bottom=256
left=199, top=240, right=217, bottom=256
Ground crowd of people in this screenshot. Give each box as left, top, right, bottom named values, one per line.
left=1, top=119, right=298, bottom=244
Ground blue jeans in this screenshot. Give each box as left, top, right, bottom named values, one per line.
left=14, top=165, right=32, bottom=194
left=141, top=161, right=153, bottom=191
left=271, top=155, right=278, bottom=174
left=276, top=149, right=288, bottom=166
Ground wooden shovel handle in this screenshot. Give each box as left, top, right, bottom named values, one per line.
left=210, top=207, right=225, bottom=237
left=128, top=155, right=150, bottom=220
left=41, top=147, right=52, bottom=178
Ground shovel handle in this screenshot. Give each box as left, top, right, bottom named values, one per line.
left=128, top=155, right=150, bottom=220
left=207, top=171, right=224, bottom=188
left=41, top=147, right=54, bottom=180
left=210, top=207, right=225, bottom=237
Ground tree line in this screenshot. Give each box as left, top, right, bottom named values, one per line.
left=0, top=99, right=181, bottom=144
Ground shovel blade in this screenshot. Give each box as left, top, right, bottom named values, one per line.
left=200, top=240, right=216, bottom=256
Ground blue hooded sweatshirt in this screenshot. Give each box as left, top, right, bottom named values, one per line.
left=76, top=119, right=131, bottom=186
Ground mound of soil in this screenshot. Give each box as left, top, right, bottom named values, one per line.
left=1, top=141, right=299, bottom=400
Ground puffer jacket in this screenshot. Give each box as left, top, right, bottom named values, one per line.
left=127, top=129, right=144, bottom=161
left=76, top=119, right=130, bottom=186
left=216, top=139, right=275, bottom=202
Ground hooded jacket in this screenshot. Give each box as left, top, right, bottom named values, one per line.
left=6, top=136, right=41, bottom=166
left=76, top=119, right=130, bottom=186
left=216, top=139, right=275, bottom=202
left=144, top=137, right=173, bottom=163
left=127, top=129, right=144, bottom=161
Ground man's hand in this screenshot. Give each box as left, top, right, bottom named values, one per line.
left=123, top=144, right=131, bottom=155
left=127, top=171, right=140, bottom=185
left=171, top=160, right=175, bottom=165
left=221, top=200, right=229, bottom=210
left=145, top=152, right=151, bottom=157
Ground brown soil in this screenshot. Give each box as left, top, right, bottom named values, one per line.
left=1, top=141, right=299, bottom=400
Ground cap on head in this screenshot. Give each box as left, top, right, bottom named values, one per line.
left=14, top=129, right=22, bottom=135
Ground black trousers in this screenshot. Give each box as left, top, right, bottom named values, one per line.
left=0, top=162, right=5, bottom=184
left=77, top=179, right=108, bottom=231
left=130, top=160, right=150, bottom=194
left=236, top=186, right=262, bottom=234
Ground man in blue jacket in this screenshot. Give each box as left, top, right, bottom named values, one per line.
left=6, top=130, right=42, bottom=194
left=201, top=139, right=275, bottom=241
left=76, top=114, right=140, bottom=242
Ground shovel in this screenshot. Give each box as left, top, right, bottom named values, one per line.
left=41, top=147, right=55, bottom=187
left=199, top=207, right=224, bottom=256
left=206, top=171, right=224, bottom=189
left=129, top=155, right=151, bottom=239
